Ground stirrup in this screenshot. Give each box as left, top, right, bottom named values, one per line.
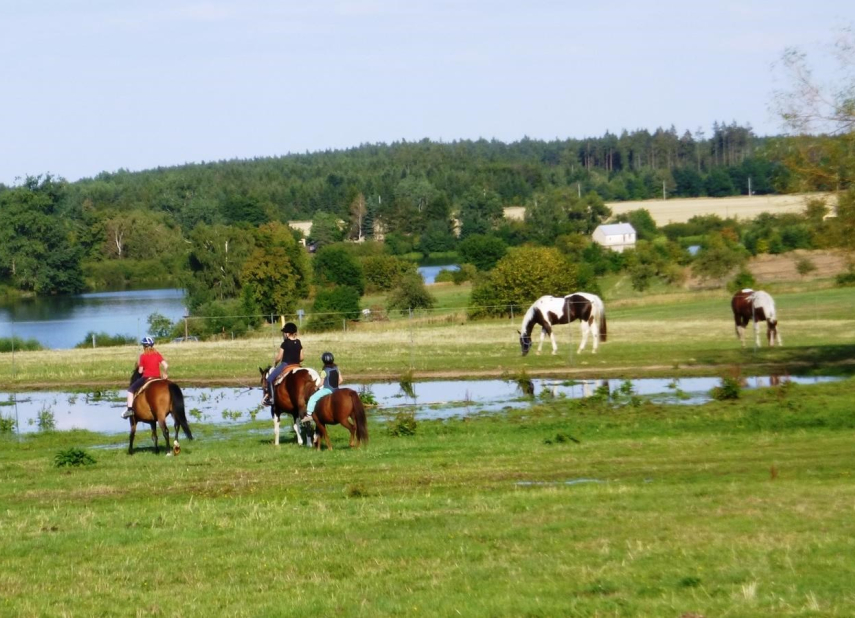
left=122, top=408, right=134, bottom=419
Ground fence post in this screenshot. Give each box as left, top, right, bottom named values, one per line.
left=92, top=333, right=96, bottom=349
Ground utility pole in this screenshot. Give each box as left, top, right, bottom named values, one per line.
left=662, top=181, right=666, bottom=200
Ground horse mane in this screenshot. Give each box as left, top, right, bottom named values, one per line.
left=519, top=300, right=541, bottom=336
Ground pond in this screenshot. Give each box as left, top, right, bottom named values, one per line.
left=0, top=289, right=188, bottom=350
left=417, top=264, right=459, bottom=284
left=0, top=375, right=839, bottom=436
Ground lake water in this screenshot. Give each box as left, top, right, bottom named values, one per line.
left=418, top=264, right=459, bottom=284
left=1, top=374, right=838, bottom=436
left=0, top=289, right=187, bottom=350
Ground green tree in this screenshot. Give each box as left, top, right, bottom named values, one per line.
left=308, top=285, right=362, bottom=331
left=362, top=255, right=417, bottom=292
left=185, top=224, right=254, bottom=310
left=387, top=272, right=436, bottom=314
left=468, top=246, right=578, bottom=317
left=457, top=234, right=508, bottom=271
left=309, top=212, right=344, bottom=249
left=0, top=175, right=85, bottom=294
left=313, top=244, right=365, bottom=295
left=458, top=188, right=503, bottom=238
left=241, top=222, right=311, bottom=316
left=692, top=233, right=748, bottom=281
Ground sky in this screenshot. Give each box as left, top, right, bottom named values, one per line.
left=1, top=0, right=851, bottom=186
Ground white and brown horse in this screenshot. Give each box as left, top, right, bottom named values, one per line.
left=519, top=293, right=607, bottom=355
left=731, top=289, right=782, bottom=347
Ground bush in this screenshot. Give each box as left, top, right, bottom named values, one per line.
left=362, top=255, right=417, bottom=292
left=0, top=415, right=16, bottom=433
left=795, top=256, right=817, bottom=277
left=313, top=245, right=365, bottom=295
left=457, top=234, right=508, bottom=271
left=469, top=246, right=578, bottom=318
left=54, top=447, right=97, bottom=467
left=387, top=410, right=417, bottom=437
left=711, top=376, right=741, bottom=401
left=193, top=299, right=251, bottom=339
left=727, top=268, right=756, bottom=293
left=387, top=273, right=436, bottom=314
left=836, top=268, right=855, bottom=287
left=434, top=269, right=456, bottom=283
left=147, top=312, right=174, bottom=338
left=452, top=263, right=477, bottom=285
left=75, top=332, right=136, bottom=349
left=308, top=285, right=362, bottom=332
left=0, top=337, right=43, bottom=353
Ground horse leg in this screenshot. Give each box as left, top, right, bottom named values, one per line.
left=128, top=420, right=137, bottom=455
left=536, top=329, right=546, bottom=355
left=273, top=414, right=280, bottom=446
left=754, top=321, right=761, bottom=348
left=315, top=422, right=332, bottom=450
left=736, top=324, right=745, bottom=347
left=591, top=319, right=599, bottom=354
left=159, top=419, right=171, bottom=456
left=292, top=416, right=304, bottom=446
left=578, top=322, right=590, bottom=354
left=341, top=416, right=357, bottom=448
left=151, top=425, right=159, bottom=454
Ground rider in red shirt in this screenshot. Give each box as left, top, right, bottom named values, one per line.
left=123, top=336, right=169, bottom=419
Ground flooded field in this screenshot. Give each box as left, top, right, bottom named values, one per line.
left=0, top=375, right=839, bottom=435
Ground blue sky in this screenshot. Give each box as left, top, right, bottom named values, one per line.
left=1, top=1, right=850, bottom=185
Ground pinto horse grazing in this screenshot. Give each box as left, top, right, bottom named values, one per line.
left=310, top=388, right=369, bottom=450
left=519, top=292, right=608, bottom=355
left=259, top=366, right=321, bottom=446
left=127, top=370, right=193, bottom=455
left=731, top=289, right=782, bottom=347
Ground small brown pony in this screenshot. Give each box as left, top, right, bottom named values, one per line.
left=128, top=370, right=193, bottom=455
left=259, top=366, right=319, bottom=446
left=310, top=388, right=369, bottom=450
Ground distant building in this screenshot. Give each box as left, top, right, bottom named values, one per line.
left=503, top=206, right=526, bottom=221
left=592, top=223, right=637, bottom=253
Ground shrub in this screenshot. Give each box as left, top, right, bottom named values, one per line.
left=387, top=273, right=436, bottom=315
left=0, top=415, right=16, bottom=433
left=727, top=268, right=756, bottom=293
left=147, top=312, right=174, bottom=338
left=54, top=447, right=96, bottom=467
left=0, top=337, right=43, bottom=353
left=434, top=269, right=456, bottom=283
left=37, top=407, right=56, bottom=431
left=457, top=234, right=508, bottom=271
left=387, top=410, right=417, bottom=437
left=452, top=263, right=477, bottom=285
left=711, top=376, right=741, bottom=400
left=836, top=268, right=855, bottom=287
left=469, top=246, right=577, bottom=318
left=75, top=332, right=136, bottom=349
left=308, top=285, right=362, bottom=332
left=313, top=245, right=365, bottom=295
left=362, top=255, right=417, bottom=292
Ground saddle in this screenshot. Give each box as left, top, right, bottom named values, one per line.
left=272, top=366, right=322, bottom=389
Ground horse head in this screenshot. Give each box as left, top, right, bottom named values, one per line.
left=259, top=366, right=271, bottom=386
left=518, top=330, right=533, bottom=356
left=767, top=319, right=779, bottom=345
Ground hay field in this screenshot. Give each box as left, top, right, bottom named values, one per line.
left=607, top=192, right=834, bottom=225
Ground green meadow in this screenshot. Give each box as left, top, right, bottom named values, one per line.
left=1, top=280, right=854, bottom=615
left=1, top=377, right=854, bottom=616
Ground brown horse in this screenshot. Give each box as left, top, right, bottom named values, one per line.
left=259, top=366, right=319, bottom=446
left=310, top=388, right=369, bottom=450
left=128, top=377, right=193, bottom=455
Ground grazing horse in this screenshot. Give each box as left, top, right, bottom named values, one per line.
left=310, top=388, right=369, bottom=450
left=519, top=292, right=608, bottom=355
left=259, top=366, right=320, bottom=446
left=127, top=370, right=193, bottom=455
left=731, top=289, right=782, bottom=347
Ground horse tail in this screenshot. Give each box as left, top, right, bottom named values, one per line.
left=597, top=297, right=608, bottom=342
left=168, top=382, right=193, bottom=440
left=350, top=390, right=369, bottom=446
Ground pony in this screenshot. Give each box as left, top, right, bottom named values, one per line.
left=259, top=366, right=320, bottom=446
left=519, top=292, right=608, bottom=355
left=127, top=369, right=193, bottom=455
left=309, top=388, right=369, bottom=450
left=731, top=289, right=782, bottom=347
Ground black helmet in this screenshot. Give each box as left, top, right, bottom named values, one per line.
left=321, top=352, right=334, bottom=364
left=281, top=322, right=298, bottom=334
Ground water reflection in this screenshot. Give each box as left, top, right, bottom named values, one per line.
left=0, top=375, right=840, bottom=435
left=0, top=289, right=187, bottom=349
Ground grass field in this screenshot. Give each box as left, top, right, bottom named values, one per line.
left=2, top=277, right=854, bottom=615
left=1, top=377, right=854, bottom=615
left=1, top=282, right=852, bottom=390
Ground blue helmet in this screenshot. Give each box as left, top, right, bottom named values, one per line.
left=141, top=336, right=155, bottom=347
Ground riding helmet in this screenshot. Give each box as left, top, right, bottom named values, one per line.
left=141, top=336, right=155, bottom=347
left=281, top=322, right=298, bottom=335
left=321, top=351, right=334, bottom=364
